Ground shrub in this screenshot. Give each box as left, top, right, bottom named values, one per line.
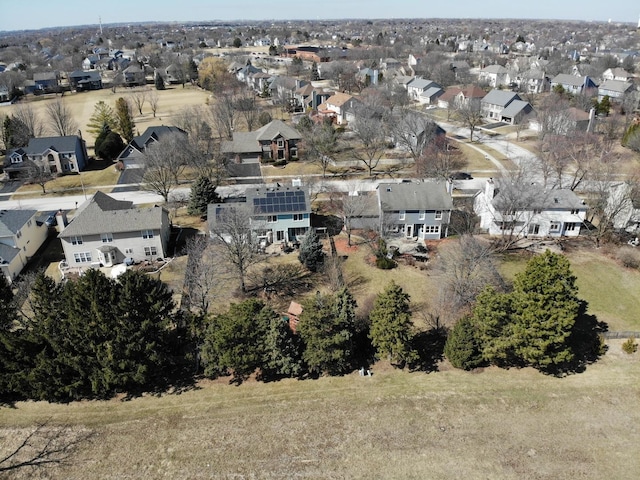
left=622, top=337, right=638, bottom=354
left=375, top=256, right=396, bottom=269
left=616, top=247, right=640, bottom=269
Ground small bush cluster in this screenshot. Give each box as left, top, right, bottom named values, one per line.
left=616, top=247, right=640, bottom=269
left=622, top=337, right=638, bottom=354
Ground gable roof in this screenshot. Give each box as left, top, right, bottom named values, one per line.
left=246, top=185, right=310, bottom=215
left=408, top=78, right=439, bottom=90
left=482, top=90, right=520, bottom=107
left=460, top=85, right=486, bottom=99
left=599, top=79, right=633, bottom=94
left=255, top=120, right=301, bottom=142
left=481, top=64, right=508, bottom=74
left=325, top=92, right=354, bottom=107
left=59, top=192, right=164, bottom=238
left=378, top=181, right=453, bottom=211
left=551, top=74, right=593, bottom=88
left=15, top=136, right=82, bottom=155
left=0, top=209, right=36, bottom=237
left=500, top=100, right=532, bottom=118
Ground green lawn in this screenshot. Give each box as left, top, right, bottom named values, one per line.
left=500, top=248, right=640, bottom=331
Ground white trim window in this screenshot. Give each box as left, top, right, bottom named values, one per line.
left=141, top=229, right=154, bottom=239
left=73, top=252, right=92, bottom=263
left=549, top=222, right=561, bottom=232
left=399, top=210, right=406, bottom=221
left=528, top=223, right=540, bottom=235
left=144, top=246, right=158, bottom=256
left=267, top=215, right=277, bottom=223
left=419, top=211, right=425, bottom=220
left=565, top=222, right=577, bottom=231
left=71, top=235, right=83, bottom=245
left=435, top=210, right=443, bottom=220
left=424, top=225, right=440, bottom=234
left=101, top=233, right=113, bottom=243
left=293, top=213, right=304, bottom=221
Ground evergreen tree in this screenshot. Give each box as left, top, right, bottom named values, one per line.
left=115, top=97, right=135, bottom=143
left=297, top=292, right=355, bottom=375
left=262, top=316, right=305, bottom=379
left=2, top=115, right=30, bottom=148
left=95, top=128, right=125, bottom=161
left=86, top=100, right=117, bottom=136
left=472, top=286, right=517, bottom=367
left=188, top=175, right=221, bottom=217
left=444, top=316, right=485, bottom=370
left=0, top=275, right=18, bottom=396
left=368, top=282, right=417, bottom=367
left=298, top=229, right=324, bottom=272
left=155, top=73, right=166, bottom=91
left=201, top=299, right=273, bottom=382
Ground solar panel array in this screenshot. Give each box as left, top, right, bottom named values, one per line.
left=252, top=190, right=307, bottom=214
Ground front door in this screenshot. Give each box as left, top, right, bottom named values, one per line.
left=406, top=224, right=413, bottom=238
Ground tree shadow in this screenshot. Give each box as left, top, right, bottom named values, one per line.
left=410, top=327, right=447, bottom=372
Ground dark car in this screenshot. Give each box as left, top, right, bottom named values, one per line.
left=450, top=172, right=473, bottom=180
left=44, top=214, right=57, bottom=227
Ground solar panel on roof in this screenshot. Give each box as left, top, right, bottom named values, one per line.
left=276, top=191, right=285, bottom=197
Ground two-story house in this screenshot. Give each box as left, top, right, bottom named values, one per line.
left=5, top=135, right=89, bottom=179
left=377, top=180, right=453, bottom=240
left=474, top=178, right=587, bottom=238
left=33, top=71, right=60, bottom=93
left=221, top=120, right=301, bottom=163
left=0, top=209, right=48, bottom=283
left=59, top=191, right=170, bottom=268
left=316, top=92, right=360, bottom=125
left=597, top=79, right=633, bottom=102
left=406, top=78, right=441, bottom=101
left=116, top=126, right=187, bottom=170
left=550, top=74, right=598, bottom=95
left=208, top=185, right=311, bottom=245
left=480, top=90, right=533, bottom=124
left=478, top=65, right=510, bottom=88
left=68, top=70, right=103, bottom=91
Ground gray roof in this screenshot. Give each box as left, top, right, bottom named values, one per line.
left=255, top=120, right=301, bottom=141
left=599, top=79, right=633, bottom=94
left=0, top=209, right=37, bottom=237
left=14, top=136, right=82, bottom=156
left=481, top=64, right=508, bottom=74
left=408, top=78, right=439, bottom=90
left=378, top=181, right=453, bottom=211
left=500, top=100, right=532, bottom=118
left=222, top=132, right=260, bottom=154
left=0, top=243, right=20, bottom=264
left=118, top=126, right=186, bottom=160
left=482, top=89, right=520, bottom=107
left=492, top=181, right=586, bottom=210
left=420, top=86, right=444, bottom=99
left=551, top=74, right=588, bottom=87
left=59, top=192, right=164, bottom=237
left=246, top=186, right=310, bottom=215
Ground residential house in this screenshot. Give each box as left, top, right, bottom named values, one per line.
left=406, top=78, right=441, bottom=101
left=236, top=64, right=262, bottom=85
left=316, top=92, right=360, bottom=125
left=474, top=178, right=587, bottom=238
left=453, top=85, right=486, bottom=108
left=0, top=86, right=10, bottom=103
left=269, top=76, right=308, bottom=108
left=418, top=86, right=444, bottom=105
left=208, top=185, right=311, bottom=244
left=597, top=79, right=633, bottom=102
left=550, top=74, right=598, bottom=95
left=59, top=191, right=171, bottom=268
left=510, top=69, right=549, bottom=94
left=356, top=67, right=380, bottom=87
left=478, top=64, right=510, bottom=87
left=0, top=209, right=48, bottom=283
left=68, top=70, right=103, bottom=91
left=480, top=90, right=533, bottom=124
left=33, top=71, right=60, bottom=93
left=4, top=135, right=89, bottom=179
left=437, top=87, right=462, bottom=109
left=122, top=64, right=146, bottom=87
left=530, top=107, right=593, bottom=135
left=82, top=54, right=100, bottom=70
left=602, top=67, right=633, bottom=82
left=377, top=180, right=453, bottom=240
left=221, top=120, right=301, bottom=163
left=293, top=84, right=331, bottom=110
left=117, top=126, right=187, bottom=170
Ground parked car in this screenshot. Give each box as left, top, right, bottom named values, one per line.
left=44, top=214, right=57, bottom=227
left=450, top=172, right=473, bottom=180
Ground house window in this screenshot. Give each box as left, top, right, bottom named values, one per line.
left=435, top=210, right=443, bottom=220
left=27, top=220, right=32, bottom=227
left=424, top=225, right=440, bottom=234
left=16, top=231, right=21, bottom=239
left=142, top=230, right=154, bottom=239
left=566, top=222, right=577, bottom=231
left=267, top=215, right=277, bottom=223
left=528, top=224, right=540, bottom=235
left=570, top=209, right=579, bottom=215
left=73, top=252, right=92, bottom=263
left=419, top=211, right=425, bottom=220
left=499, top=221, right=514, bottom=231
left=533, top=208, right=542, bottom=214
left=144, top=246, right=158, bottom=257
left=549, top=222, right=561, bottom=232
left=293, top=214, right=304, bottom=221
left=101, top=233, right=113, bottom=243
left=399, top=210, right=406, bottom=221
left=70, top=235, right=83, bottom=245
left=277, top=138, right=284, bottom=148
left=125, top=248, right=133, bottom=254
left=276, top=231, right=285, bottom=241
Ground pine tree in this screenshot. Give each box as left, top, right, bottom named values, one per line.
left=115, top=97, right=135, bottom=143
left=472, top=286, right=517, bottom=367
left=95, top=127, right=124, bottom=161
left=298, top=229, right=324, bottom=272
left=368, top=282, right=417, bottom=367
left=262, top=316, right=305, bottom=379
left=155, top=73, right=166, bottom=91
left=201, top=299, right=273, bottom=382
left=188, top=176, right=221, bottom=217
left=297, top=292, right=356, bottom=375
left=86, top=100, right=117, bottom=137
left=444, top=316, right=485, bottom=370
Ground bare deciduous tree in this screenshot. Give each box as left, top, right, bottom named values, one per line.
left=455, top=101, right=483, bottom=142
left=351, top=106, right=389, bottom=176
left=12, top=104, right=44, bottom=138
left=303, top=120, right=340, bottom=177
left=209, top=93, right=238, bottom=140
left=336, top=187, right=375, bottom=246
left=235, top=92, right=260, bottom=131
left=391, top=111, right=440, bottom=164
left=148, top=91, right=159, bottom=118
left=208, top=204, right=263, bottom=293
left=44, top=99, right=78, bottom=136
left=129, top=88, right=148, bottom=116
left=142, top=132, right=191, bottom=202
left=0, top=421, right=93, bottom=475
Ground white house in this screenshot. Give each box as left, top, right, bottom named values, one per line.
left=474, top=179, right=587, bottom=238
left=0, top=209, right=49, bottom=283
left=478, top=64, right=510, bottom=87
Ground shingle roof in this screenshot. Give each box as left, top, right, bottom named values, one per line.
left=0, top=243, right=20, bottom=264
left=599, top=79, right=633, bottom=94
left=408, top=78, right=439, bottom=90
left=481, top=64, right=508, bottom=74
left=18, top=136, right=81, bottom=155
left=255, top=120, right=301, bottom=141
left=378, top=181, right=453, bottom=211
left=500, top=100, right=532, bottom=118
left=551, top=74, right=588, bottom=87
left=482, top=89, right=520, bottom=107
left=0, top=209, right=37, bottom=237
left=59, top=192, right=164, bottom=237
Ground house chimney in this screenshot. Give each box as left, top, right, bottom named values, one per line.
left=55, top=209, right=68, bottom=233
left=587, top=108, right=596, bottom=133
left=485, top=178, right=496, bottom=199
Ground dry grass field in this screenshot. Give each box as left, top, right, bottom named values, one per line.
left=1, top=85, right=211, bottom=148
left=1, top=345, right=638, bottom=480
